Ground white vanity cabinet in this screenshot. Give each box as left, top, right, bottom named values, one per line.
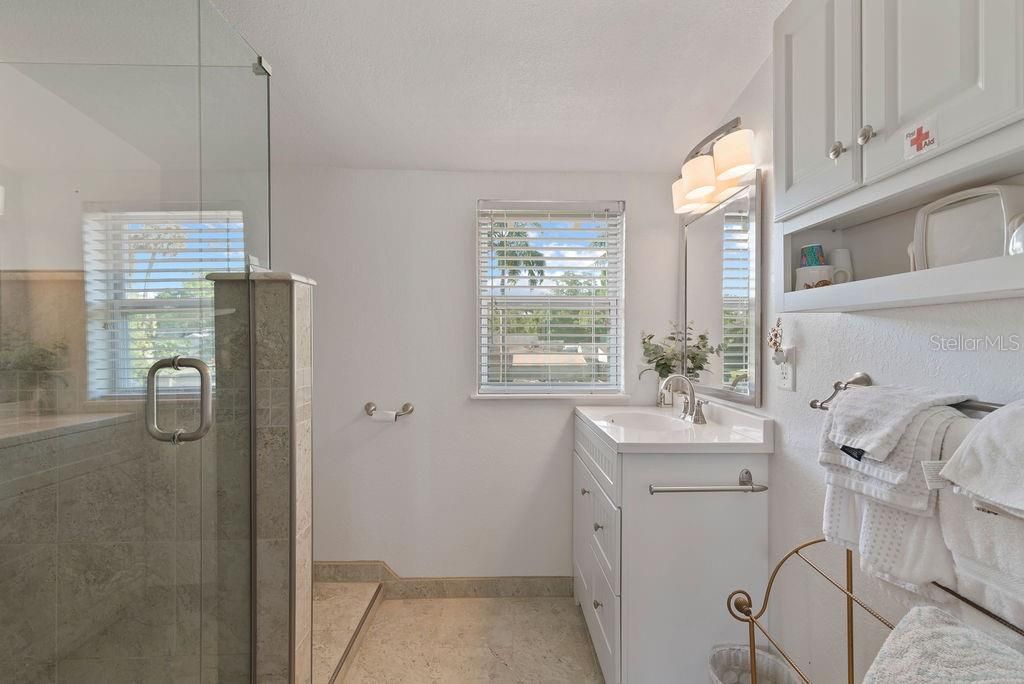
left=572, top=407, right=772, bottom=683
left=774, top=0, right=1024, bottom=221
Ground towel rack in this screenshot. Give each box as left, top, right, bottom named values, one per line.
left=809, top=372, right=1005, bottom=414
left=649, top=468, right=767, bottom=495
left=728, top=539, right=1024, bottom=684
left=752, top=376, right=1023, bottom=683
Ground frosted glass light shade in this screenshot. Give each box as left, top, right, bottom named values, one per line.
left=712, top=177, right=744, bottom=203
left=671, top=178, right=687, bottom=213
left=681, top=155, right=716, bottom=200
left=0, top=185, right=5, bottom=215
left=713, top=128, right=755, bottom=181
left=672, top=178, right=702, bottom=213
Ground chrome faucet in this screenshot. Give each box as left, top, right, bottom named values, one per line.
left=657, top=373, right=705, bottom=423
left=638, top=367, right=668, bottom=407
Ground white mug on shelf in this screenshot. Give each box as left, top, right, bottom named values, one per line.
left=829, top=248, right=853, bottom=283
left=795, top=265, right=834, bottom=290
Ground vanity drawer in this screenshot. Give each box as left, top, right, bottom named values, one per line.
left=591, top=481, right=620, bottom=594
left=574, top=416, right=620, bottom=504
left=585, top=540, right=621, bottom=684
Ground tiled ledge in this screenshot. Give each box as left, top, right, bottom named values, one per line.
left=0, top=411, right=134, bottom=450
left=206, top=271, right=317, bottom=286
left=313, top=561, right=573, bottom=599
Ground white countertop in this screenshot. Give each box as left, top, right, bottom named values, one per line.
left=575, top=403, right=773, bottom=454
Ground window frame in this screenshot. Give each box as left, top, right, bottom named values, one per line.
left=475, top=200, right=626, bottom=397
left=82, top=206, right=246, bottom=399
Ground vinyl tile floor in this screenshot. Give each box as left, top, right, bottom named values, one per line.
left=340, top=597, right=604, bottom=683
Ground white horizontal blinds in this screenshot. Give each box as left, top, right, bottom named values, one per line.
left=721, top=209, right=752, bottom=391
left=82, top=209, right=246, bottom=398
left=478, top=201, right=625, bottom=395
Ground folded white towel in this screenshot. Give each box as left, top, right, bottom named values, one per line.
left=941, top=483, right=1024, bottom=647
left=824, top=484, right=955, bottom=598
left=828, top=385, right=972, bottom=462
left=821, top=406, right=959, bottom=514
left=954, top=488, right=1024, bottom=520
left=940, top=398, right=1024, bottom=516
left=863, top=607, right=1024, bottom=683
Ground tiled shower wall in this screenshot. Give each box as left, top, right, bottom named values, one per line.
left=0, top=271, right=254, bottom=682
left=1, top=273, right=313, bottom=683
left=217, top=273, right=314, bottom=684
left=0, top=404, right=251, bottom=683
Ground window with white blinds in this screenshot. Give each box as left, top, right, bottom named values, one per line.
left=82, top=209, right=246, bottom=398
left=721, top=210, right=753, bottom=392
left=477, top=200, right=625, bottom=395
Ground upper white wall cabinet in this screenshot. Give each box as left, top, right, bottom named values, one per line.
left=774, top=0, right=861, bottom=219
left=774, top=0, right=1024, bottom=224
left=861, top=0, right=1024, bottom=184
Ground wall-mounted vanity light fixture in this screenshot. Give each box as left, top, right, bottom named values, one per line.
left=672, top=117, right=756, bottom=225
left=0, top=185, right=5, bottom=216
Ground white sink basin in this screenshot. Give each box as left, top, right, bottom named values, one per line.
left=602, top=412, right=688, bottom=431
left=577, top=404, right=773, bottom=454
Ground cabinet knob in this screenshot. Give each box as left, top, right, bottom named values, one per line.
left=580, top=488, right=590, bottom=496
left=593, top=522, right=604, bottom=531
left=593, top=599, right=603, bottom=610
left=827, top=141, right=847, bottom=160
left=857, top=125, right=876, bottom=146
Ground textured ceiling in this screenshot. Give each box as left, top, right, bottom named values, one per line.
left=211, top=0, right=786, bottom=172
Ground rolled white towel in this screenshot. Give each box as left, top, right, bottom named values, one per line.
left=828, top=385, right=972, bottom=462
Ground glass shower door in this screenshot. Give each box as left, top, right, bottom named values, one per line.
left=0, top=1, right=269, bottom=681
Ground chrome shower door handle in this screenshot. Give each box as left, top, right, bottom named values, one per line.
left=146, top=356, right=213, bottom=444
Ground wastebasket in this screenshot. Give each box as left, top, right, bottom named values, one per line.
left=708, top=644, right=801, bottom=684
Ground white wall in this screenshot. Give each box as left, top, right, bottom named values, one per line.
left=725, top=57, right=1024, bottom=680
left=272, top=168, right=679, bottom=577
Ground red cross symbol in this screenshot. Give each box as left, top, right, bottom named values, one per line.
left=910, top=126, right=931, bottom=151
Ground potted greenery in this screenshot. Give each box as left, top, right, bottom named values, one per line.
left=641, top=321, right=722, bottom=381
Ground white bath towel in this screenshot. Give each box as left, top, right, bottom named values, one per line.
left=940, top=480, right=1024, bottom=645
left=863, top=607, right=1024, bottom=683
left=824, top=484, right=955, bottom=598
left=940, top=398, right=1024, bottom=517
left=821, top=405, right=959, bottom=514
left=828, top=385, right=972, bottom=462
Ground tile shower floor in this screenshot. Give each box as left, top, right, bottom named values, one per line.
left=314, top=588, right=603, bottom=683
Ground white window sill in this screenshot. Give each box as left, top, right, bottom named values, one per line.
left=469, top=393, right=632, bottom=403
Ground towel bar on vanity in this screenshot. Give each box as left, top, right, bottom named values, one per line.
left=809, top=372, right=1005, bottom=414
left=649, top=468, right=768, bottom=495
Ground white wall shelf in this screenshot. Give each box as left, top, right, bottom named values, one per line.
left=782, top=253, right=1024, bottom=313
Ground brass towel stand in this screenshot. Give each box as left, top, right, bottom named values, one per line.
left=726, top=375, right=1023, bottom=684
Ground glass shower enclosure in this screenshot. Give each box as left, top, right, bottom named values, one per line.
left=0, top=1, right=268, bottom=681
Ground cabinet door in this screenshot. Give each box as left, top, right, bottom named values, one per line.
left=572, top=453, right=594, bottom=604
left=620, top=454, right=769, bottom=682
left=774, top=0, right=861, bottom=219
left=861, top=0, right=1024, bottom=183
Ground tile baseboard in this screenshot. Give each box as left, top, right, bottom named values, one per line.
left=312, top=561, right=572, bottom=599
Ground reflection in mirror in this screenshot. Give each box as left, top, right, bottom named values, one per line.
left=682, top=171, right=761, bottom=406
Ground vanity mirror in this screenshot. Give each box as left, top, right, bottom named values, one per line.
left=681, top=171, right=762, bottom=406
